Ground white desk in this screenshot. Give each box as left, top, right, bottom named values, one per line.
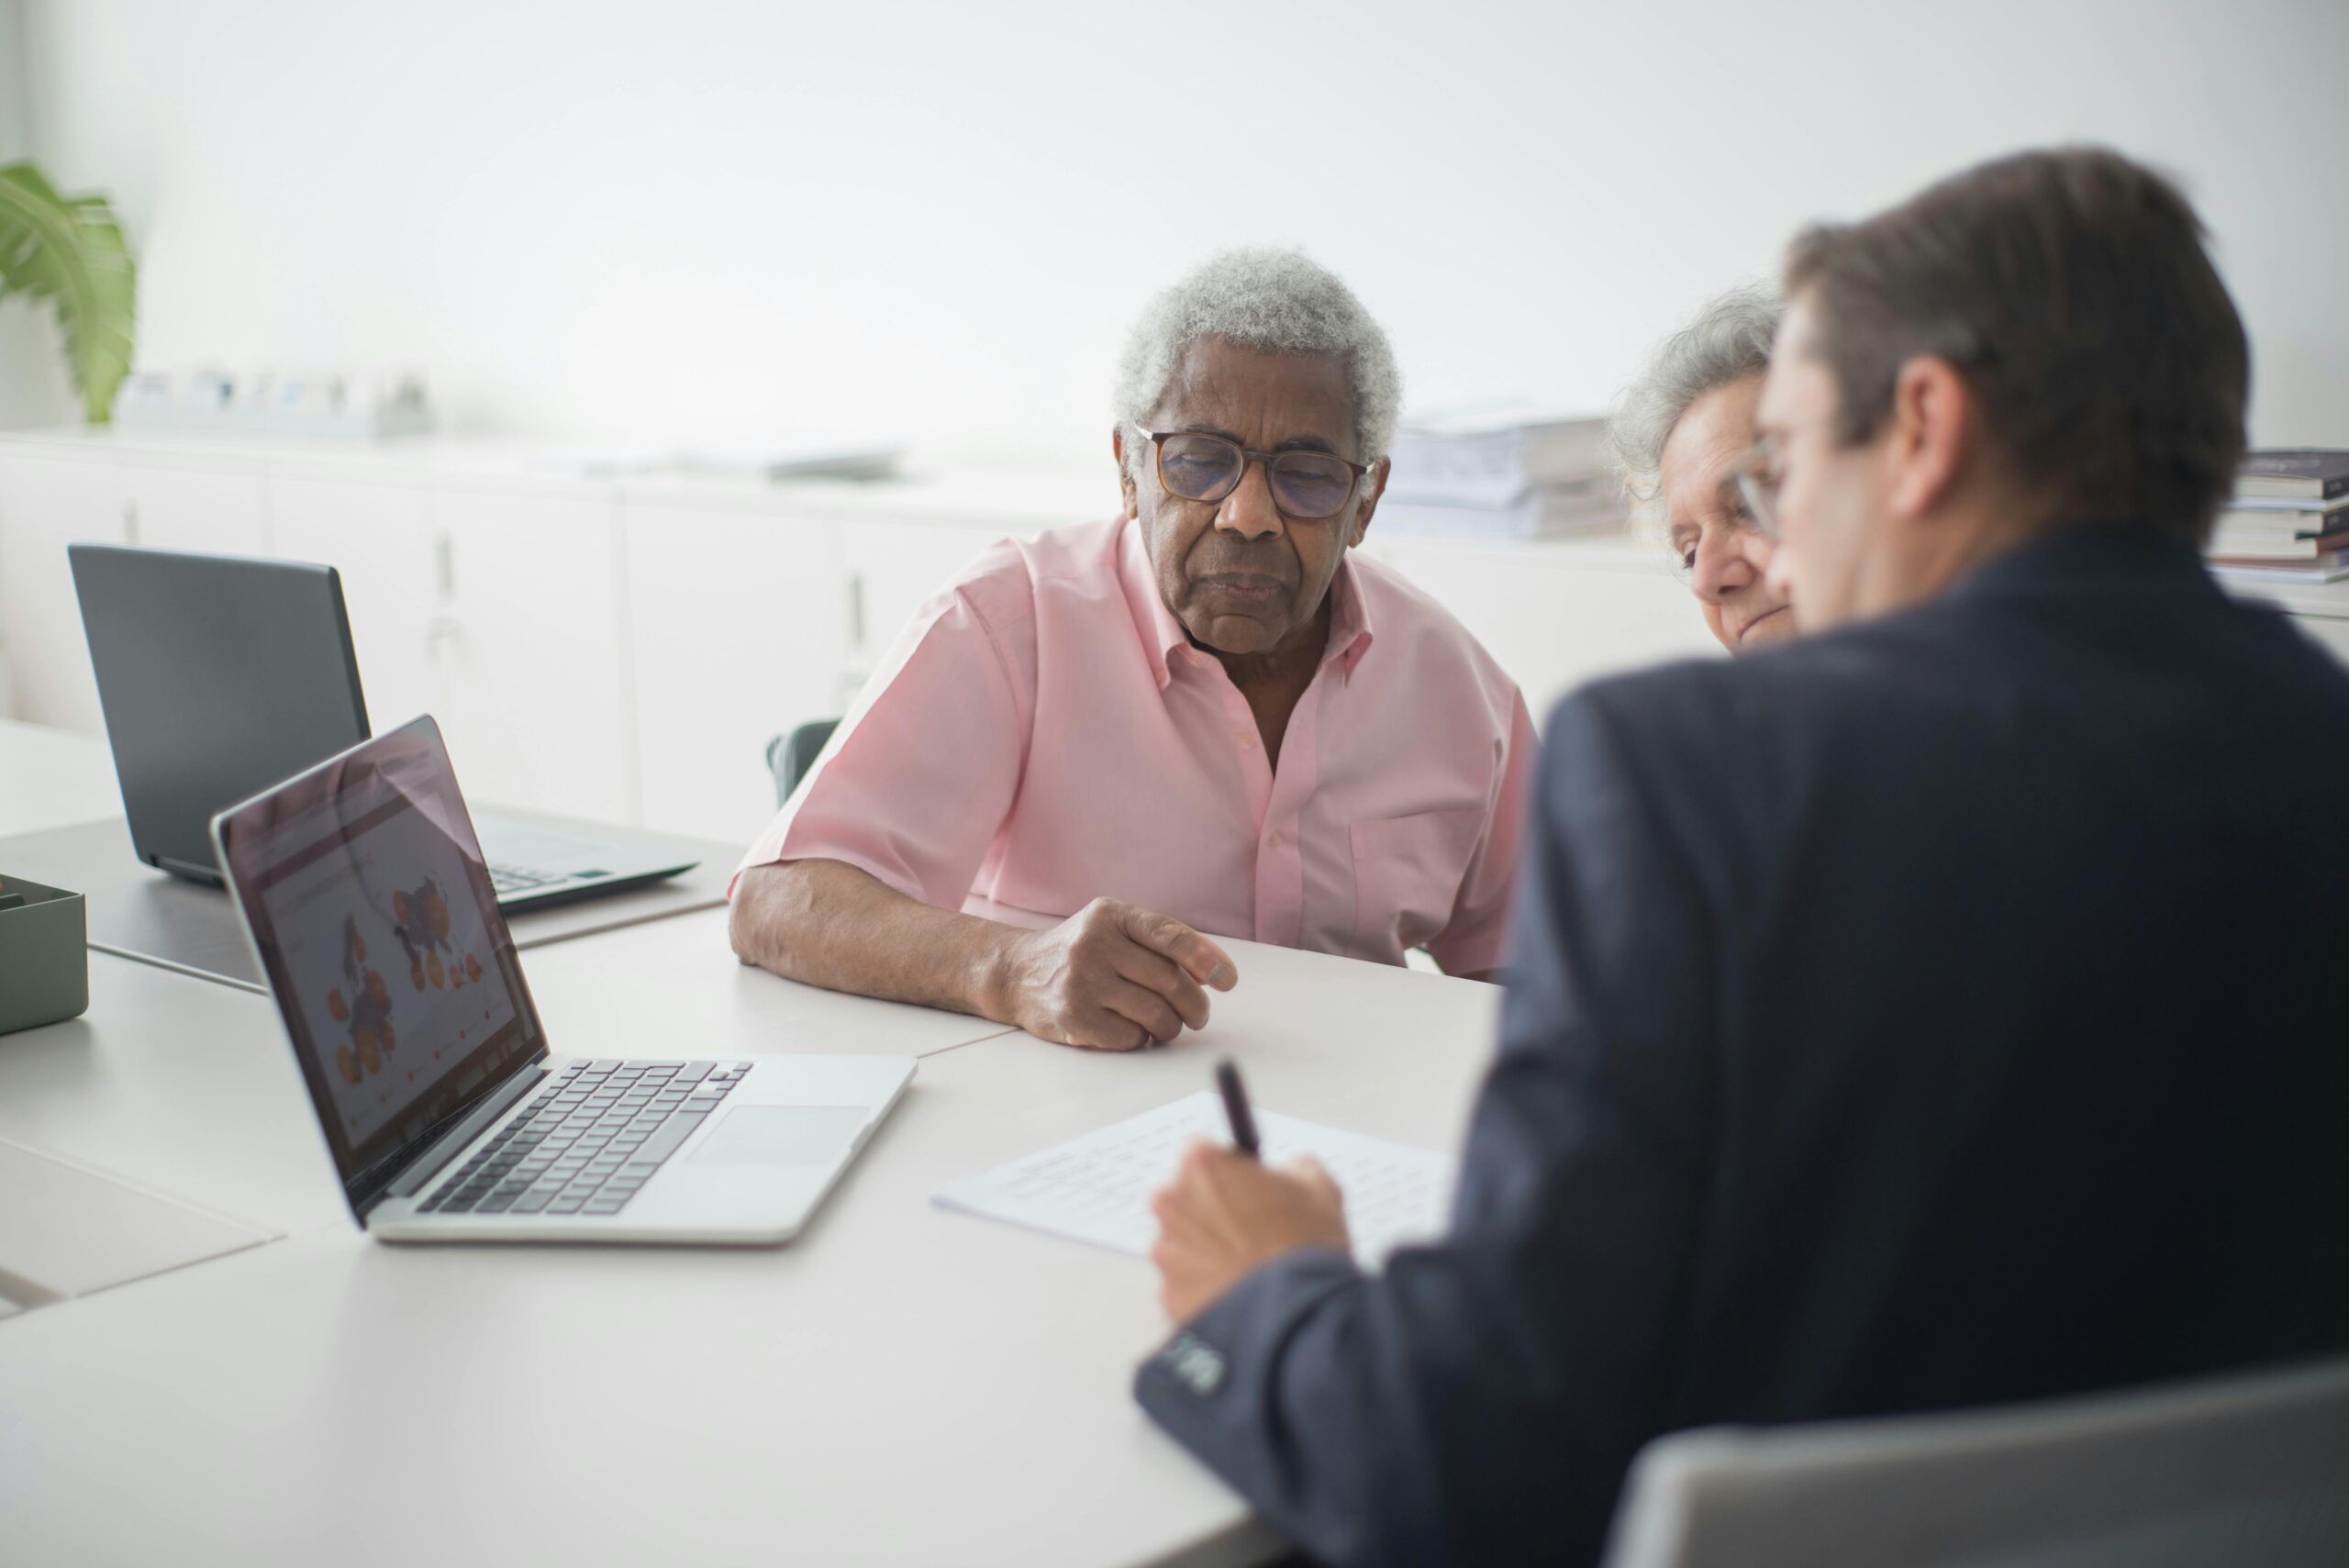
left=0, top=715, right=1508, bottom=1564
left=521, top=906, right=1019, bottom=1061
left=0, top=951, right=349, bottom=1235
left=0, top=715, right=119, bottom=835
left=0, top=928, right=1501, bottom=1566
left=0, top=917, right=1023, bottom=1242
left=0, top=723, right=738, bottom=989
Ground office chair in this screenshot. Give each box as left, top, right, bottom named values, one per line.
left=766, top=719, right=841, bottom=806
left=1601, top=1355, right=2349, bottom=1568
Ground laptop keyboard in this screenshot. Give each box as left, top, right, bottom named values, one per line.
left=488, top=862, right=565, bottom=895
left=417, top=1059, right=753, bottom=1218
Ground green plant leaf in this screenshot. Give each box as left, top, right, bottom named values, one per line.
left=0, top=161, right=137, bottom=424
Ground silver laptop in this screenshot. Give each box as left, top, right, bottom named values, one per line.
left=212, top=715, right=914, bottom=1245
left=71, top=542, right=697, bottom=910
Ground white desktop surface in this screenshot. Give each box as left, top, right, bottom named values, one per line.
left=0, top=951, right=348, bottom=1234
left=0, top=717, right=740, bottom=991
left=0, top=715, right=1511, bottom=1566
left=521, top=905, right=1017, bottom=1060
left=0, top=716, right=118, bottom=836
left=0, top=918, right=1019, bottom=1244
left=0, top=934, right=1502, bottom=1567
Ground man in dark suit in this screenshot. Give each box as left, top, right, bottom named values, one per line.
left=1135, top=146, right=2349, bottom=1568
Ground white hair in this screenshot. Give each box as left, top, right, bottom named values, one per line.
left=1610, top=283, right=1782, bottom=539
left=1114, top=247, right=1401, bottom=484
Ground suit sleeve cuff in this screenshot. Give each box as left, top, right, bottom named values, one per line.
left=1132, top=1246, right=1364, bottom=1466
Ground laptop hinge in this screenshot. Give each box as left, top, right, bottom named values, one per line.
left=375, top=1064, right=550, bottom=1209
left=155, top=853, right=225, bottom=885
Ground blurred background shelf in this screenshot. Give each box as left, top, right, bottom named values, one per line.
left=7, top=428, right=2343, bottom=851
left=0, top=428, right=1730, bottom=846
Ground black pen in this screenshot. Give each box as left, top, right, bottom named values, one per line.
left=1215, top=1058, right=1261, bottom=1160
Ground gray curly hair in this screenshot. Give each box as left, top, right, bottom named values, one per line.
left=1610, top=283, right=1783, bottom=536
left=1114, top=247, right=1401, bottom=484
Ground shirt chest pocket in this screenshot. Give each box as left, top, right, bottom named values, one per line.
left=1350, top=807, right=1485, bottom=960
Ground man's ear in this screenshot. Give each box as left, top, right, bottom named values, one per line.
left=1349, top=458, right=1389, bottom=548
left=1885, top=356, right=1974, bottom=523
left=1113, top=425, right=1141, bottom=519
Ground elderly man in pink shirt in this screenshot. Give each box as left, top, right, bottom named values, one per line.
left=730, top=249, right=1536, bottom=1051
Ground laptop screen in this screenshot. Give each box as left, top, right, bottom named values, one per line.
left=69, top=544, right=371, bottom=882
left=214, top=717, right=546, bottom=1209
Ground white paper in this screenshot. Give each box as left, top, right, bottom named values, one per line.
left=933, top=1091, right=1455, bottom=1268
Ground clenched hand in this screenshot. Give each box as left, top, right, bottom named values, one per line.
left=992, top=897, right=1238, bottom=1051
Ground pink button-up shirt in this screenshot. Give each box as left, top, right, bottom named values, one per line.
left=738, top=516, right=1535, bottom=973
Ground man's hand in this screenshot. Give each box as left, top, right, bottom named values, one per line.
left=1150, top=1140, right=1351, bottom=1321
left=993, top=897, right=1238, bottom=1051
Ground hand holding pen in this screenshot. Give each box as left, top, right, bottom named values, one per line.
left=1150, top=1057, right=1353, bottom=1322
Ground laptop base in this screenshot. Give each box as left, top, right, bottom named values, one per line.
left=0, top=817, right=738, bottom=992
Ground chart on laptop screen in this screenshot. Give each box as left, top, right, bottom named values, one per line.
left=262, top=780, right=519, bottom=1147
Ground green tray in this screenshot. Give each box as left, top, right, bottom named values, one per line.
left=0, top=873, right=89, bottom=1036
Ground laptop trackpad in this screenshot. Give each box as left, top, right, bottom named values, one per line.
left=688, top=1105, right=868, bottom=1167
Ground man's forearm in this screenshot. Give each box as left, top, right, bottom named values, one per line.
left=729, top=859, right=1020, bottom=1020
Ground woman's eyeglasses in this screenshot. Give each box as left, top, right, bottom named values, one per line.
left=1667, top=488, right=1770, bottom=582
left=1728, top=434, right=1787, bottom=541
left=1729, top=414, right=1848, bottom=543
left=1137, top=428, right=1368, bottom=521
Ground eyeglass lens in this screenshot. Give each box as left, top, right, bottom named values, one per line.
left=1734, top=464, right=1782, bottom=540
left=1158, top=433, right=1356, bottom=519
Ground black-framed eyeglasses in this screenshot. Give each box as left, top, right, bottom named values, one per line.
left=1136, top=426, right=1369, bottom=521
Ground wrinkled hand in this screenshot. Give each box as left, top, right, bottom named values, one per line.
left=1150, top=1140, right=1351, bottom=1321
left=996, top=897, right=1238, bottom=1051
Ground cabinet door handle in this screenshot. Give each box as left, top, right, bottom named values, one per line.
left=434, top=532, right=456, bottom=601
left=123, top=501, right=139, bottom=547
left=845, top=570, right=866, bottom=649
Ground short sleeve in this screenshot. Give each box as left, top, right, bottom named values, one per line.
left=731, top=562, right=1032, bottom=909
left=1426, top=686, right=1539, bottom=976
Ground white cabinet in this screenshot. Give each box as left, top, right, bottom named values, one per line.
left=262, top=470, right=637, bottom=824
left=267, top=473, right=441, bottom=738
left=623, top=500, right=845, bottom=843
left=26, top=427, right=2349, bottom=847
left=0, top=447, right=272, bottom=727
left=1364, top=537, right=1723, bottom=721
left=0, top=450, right=128, bottom=729
left=427, top=484, right=634, bottom=824
left=122, top=461, right=269, bottom=558
left=840, top=518, right=1026, bottom=693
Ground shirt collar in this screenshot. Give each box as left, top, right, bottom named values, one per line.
left=1118, top=517, right=1193, bottom=690
left=1326, top=558, right=1375, bottom=679
left=1117, top=515, right=1377, bottom=690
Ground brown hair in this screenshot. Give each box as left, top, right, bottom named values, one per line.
left=1783, top=147, right=2248, bottom=546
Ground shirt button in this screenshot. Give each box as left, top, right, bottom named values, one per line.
left=1267, top=829, right=1284, bottom=847
left=1238, top=734, right=1256, bottom=751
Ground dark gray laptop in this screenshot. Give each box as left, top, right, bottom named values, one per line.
left=69, top=543, right=697, bottom=910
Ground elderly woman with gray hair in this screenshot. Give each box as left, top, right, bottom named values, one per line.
left=731, top=249, right=1535, bottom=1050
left=1613, top=284, right=1798, bottom=652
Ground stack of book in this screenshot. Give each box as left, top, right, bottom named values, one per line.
left=1377, top=410, right=1624, bottom=541
left=2207, top=450, right=2349, bottom=584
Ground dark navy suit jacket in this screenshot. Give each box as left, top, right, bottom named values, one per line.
left=1136, top=527, right=2349, bottom=1567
